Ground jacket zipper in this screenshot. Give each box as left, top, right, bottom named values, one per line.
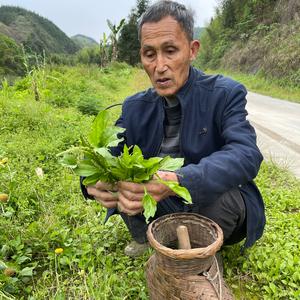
left=154, top=95, right=185, bottom=159
left=154, top=99, right=165, bottom=156
left=177, top=95, right=185, bottom=160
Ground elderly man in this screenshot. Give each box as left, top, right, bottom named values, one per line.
left=84, top=0, right=265, bottom=257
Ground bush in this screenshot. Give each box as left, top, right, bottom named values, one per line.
left=0, top=33, right=25, bottom=79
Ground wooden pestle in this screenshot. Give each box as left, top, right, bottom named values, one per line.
left=176, top=225, right=192, bottom=249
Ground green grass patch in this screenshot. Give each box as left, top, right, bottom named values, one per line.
left=205, top=68, right=300, bottom=104
left=0, top=64, right=299, bottom=299
left=223, top=163, right=300, bottom=299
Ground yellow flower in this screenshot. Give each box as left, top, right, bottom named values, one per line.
left=0, top=158, right=8, bottom=166
left=0, top=193, right=8, bottom=203
left=54, top=248, right=64, bottom=255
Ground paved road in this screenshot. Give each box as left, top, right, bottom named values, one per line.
left=246, top=92, right=300, bottom=179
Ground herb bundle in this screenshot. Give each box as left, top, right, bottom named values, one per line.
left=58, top=110, right=191, bottom=222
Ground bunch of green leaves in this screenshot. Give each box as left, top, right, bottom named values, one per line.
left=58, top=110, right=191, bottom=222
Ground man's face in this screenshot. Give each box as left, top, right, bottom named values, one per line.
left=140, top=16, right=199, bottom=97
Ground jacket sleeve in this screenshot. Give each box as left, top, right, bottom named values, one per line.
left=176, top=83, right=263, bottom=206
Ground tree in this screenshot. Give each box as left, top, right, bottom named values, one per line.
left=99, top=33, right=110, bottom=67
left=118, top=0, right=149, bottom=65
left=107, top=18, right=125, bottom=61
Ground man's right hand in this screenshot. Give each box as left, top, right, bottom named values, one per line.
left=86, top=181, right=118, bottom=209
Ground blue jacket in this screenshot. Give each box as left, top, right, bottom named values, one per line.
left=83, top=67, right=266, bottom=248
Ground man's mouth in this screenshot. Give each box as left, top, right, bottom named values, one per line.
left=156, top=78, right=172, bottom=87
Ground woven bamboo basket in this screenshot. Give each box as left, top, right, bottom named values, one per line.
left=147, top=213, right=223, bottom=275
left=145, top=213, right=234, bottom=300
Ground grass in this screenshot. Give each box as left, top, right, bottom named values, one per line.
left=205, top=68, right=300, bottom=104
left=0, top=63, right=299, bottom=299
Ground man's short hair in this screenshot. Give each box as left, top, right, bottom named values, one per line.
left=138, top=0, right=195, bottom=42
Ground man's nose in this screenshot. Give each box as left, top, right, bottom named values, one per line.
left=155, top=54, right=167, bottom=73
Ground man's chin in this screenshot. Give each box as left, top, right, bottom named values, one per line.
left=154, top=87, right=177, bottom=97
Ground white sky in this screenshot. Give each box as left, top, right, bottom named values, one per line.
left=0, top=0, right=218, bottom=41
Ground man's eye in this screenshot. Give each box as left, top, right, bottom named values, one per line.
left=166, top=48, right=176, bottom=54
left=144, top=51, right=155, bottom=58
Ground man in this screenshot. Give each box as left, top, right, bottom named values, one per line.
left=84, top=0, right=265, bottom=258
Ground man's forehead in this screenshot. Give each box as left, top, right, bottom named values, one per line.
left=141, top=17, right=180, bottom=34
left=140, top=16, right=190, bottom=45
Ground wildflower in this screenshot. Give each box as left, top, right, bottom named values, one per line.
left=0, top=158, right=8, bottom=166
left=0, top=193, right=8, bottom=203
left=35, top=167, right=44, bottom=178
left=55, top=248, right=64, bottom=255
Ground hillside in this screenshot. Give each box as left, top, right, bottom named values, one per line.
left=71, top=34, right=98, bottom=48
left=0, top=5, right=79, bottom=55
left=196, top=0, right=300, bottom=87
left=0, top=33, right=24, bottom=78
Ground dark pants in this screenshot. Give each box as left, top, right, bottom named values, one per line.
left=120, top=188, right=246, bottom=245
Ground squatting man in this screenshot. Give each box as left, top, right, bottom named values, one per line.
left=82, top=0, right=265, bottom=258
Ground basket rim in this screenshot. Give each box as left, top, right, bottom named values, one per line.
left=147, top=213, right=223, bottom=259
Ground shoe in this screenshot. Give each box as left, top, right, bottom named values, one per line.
left=124, top=241, right=150, bottom=258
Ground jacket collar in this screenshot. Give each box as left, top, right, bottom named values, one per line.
left=176, top=66, right=196, bottom=101
left=152, top=66, right=196, bottom=105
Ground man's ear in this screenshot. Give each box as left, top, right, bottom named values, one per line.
left=190, top=40, right=200, bottom=61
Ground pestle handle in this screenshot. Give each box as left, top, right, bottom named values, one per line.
left=176, top=225, right=191, bottom=249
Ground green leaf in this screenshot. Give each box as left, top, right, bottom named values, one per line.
left=158, top=178, right=192, bottom=204
left=159, top=156, right=184, bottom=171
left=0, top=260, right=8, bottom=270
left=88, top=110, right=125, bottom=148
left=82, top=173, right=102, bottom=186
left=118, top=144, right=133, bottom=168
left=88, top=110, right=109, bottom=147
left=131, top=145, right=144, bottom=162
left=141, top=157, right=162, bottom=169
left=94, top=147, right=116, bottom=165
left=74, top=161, right=99, bottom=177
left=105, top=126, right=125, bottom=147
left=142, top=188, right=157, bottom=223
left=19, top=267, right=34, bottom=277
left=58, top=153, right=77, bottom=169
left=131, top=170, right=153, bottom=183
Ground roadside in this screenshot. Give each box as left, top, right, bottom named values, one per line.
left=205, top=68, right=300, bottom=104
left=246, top=91, right=300, bottom=179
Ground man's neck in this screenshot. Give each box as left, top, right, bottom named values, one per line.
left=164, top=95, right=179, bottom=107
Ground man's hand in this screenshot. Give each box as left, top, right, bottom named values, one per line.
left=117, top=171, right=178, bottom=216
left=86, top=182, right=118, bottom=209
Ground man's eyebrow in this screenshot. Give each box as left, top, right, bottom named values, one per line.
left=142, top=41, right=177, bottom=49
left=142, top=45, right=153, bottom=50
left=162, top=41, right=176, bottom=47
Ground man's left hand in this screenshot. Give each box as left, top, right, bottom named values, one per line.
left=117, top=171, right=178, bottom=216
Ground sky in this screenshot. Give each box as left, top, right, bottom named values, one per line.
left=0, top=0, right=218, bottom=42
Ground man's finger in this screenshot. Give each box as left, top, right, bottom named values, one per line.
left=118, top=181, right=145, bottom=193
left=87, top=187, right=118, bottom=201
left=96, top=198, right=118, bottom=208
left=118, top=193, right=143, bottom=211
left=117, top=201, right=143, bottom=216
left=94, top=181, right=118, bottom=192
left=118, top=188, right=144, bottom=202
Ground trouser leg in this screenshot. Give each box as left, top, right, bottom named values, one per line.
left=190, top=188, right=246, bottom=245
left=119, top=196, right=185, bottom=244
left=120, top=188, right=246, bottom=245
left=119, top=212, right=149, bottom=244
